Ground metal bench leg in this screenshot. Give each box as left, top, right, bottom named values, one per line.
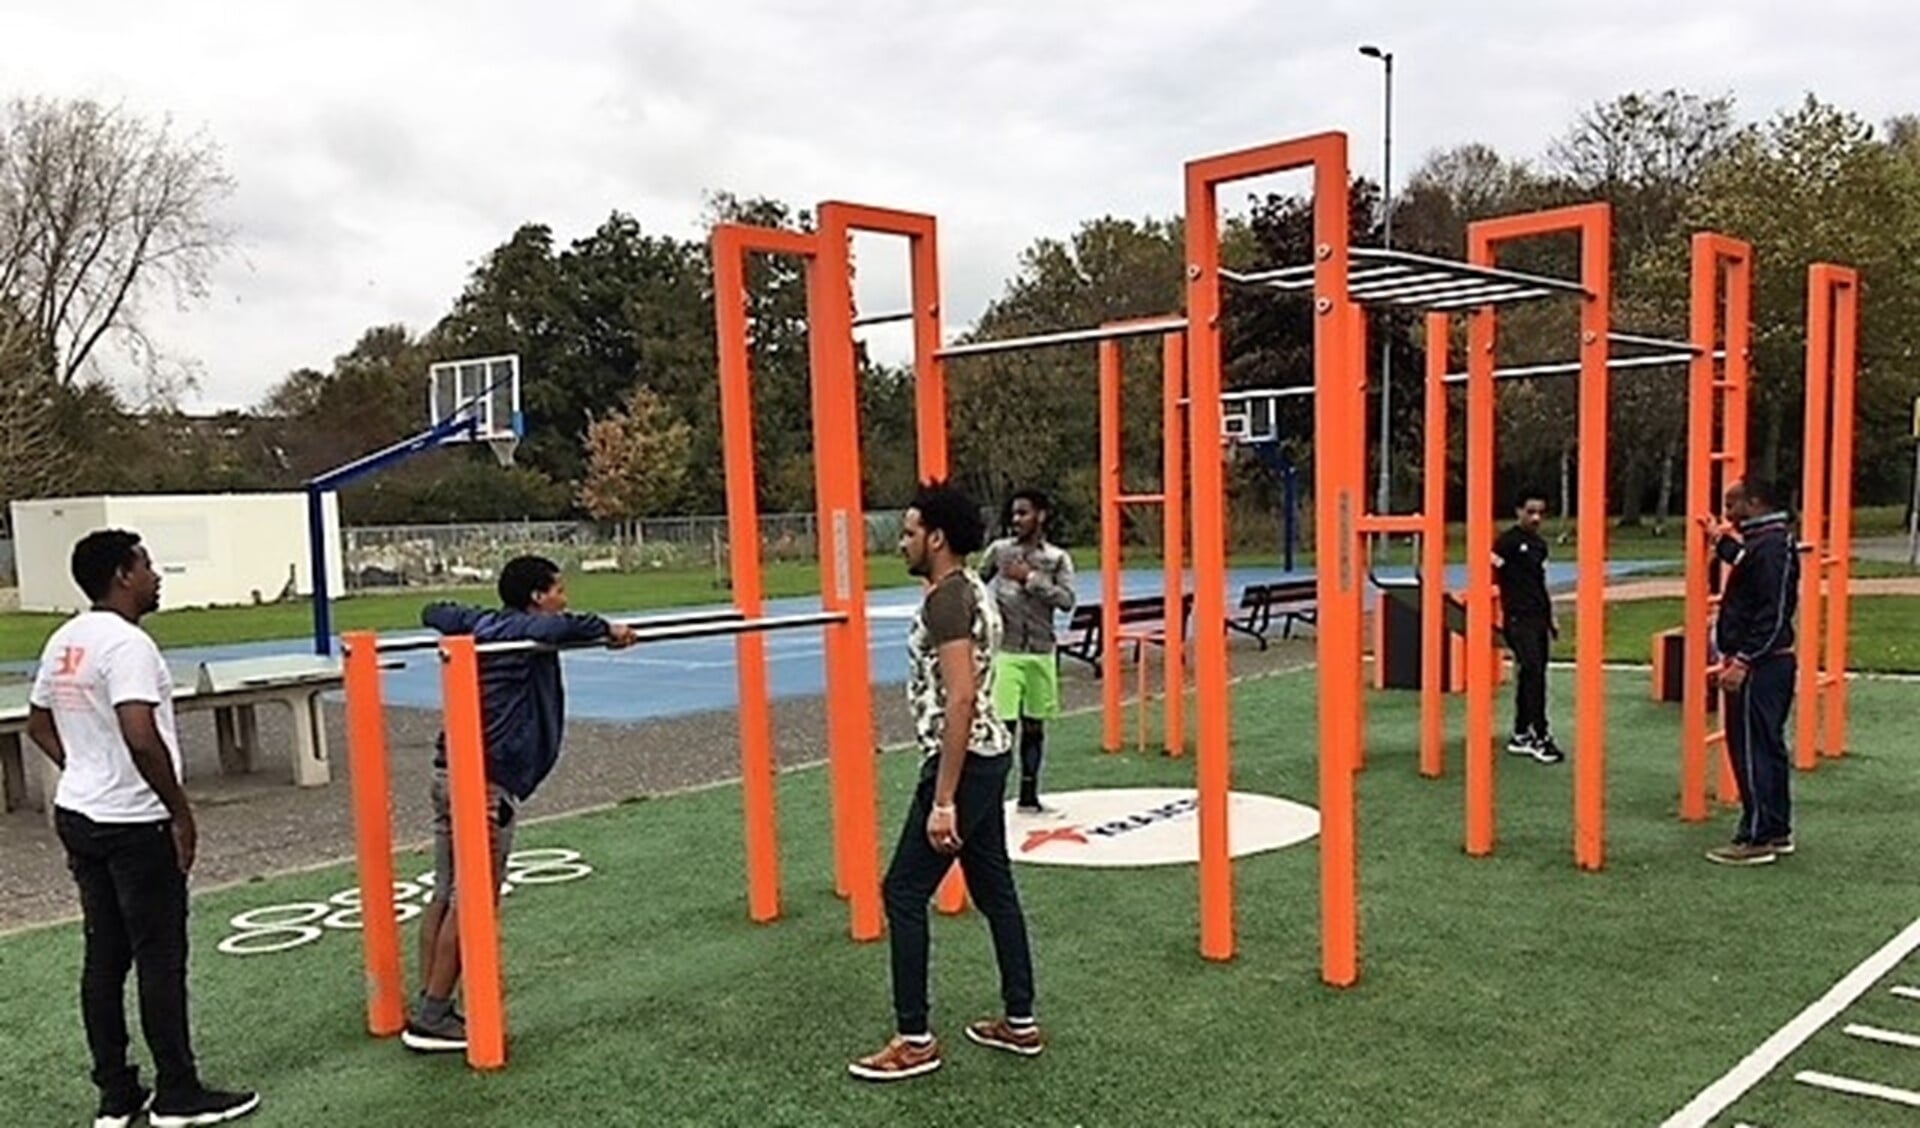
left=0, top=733, right=26, bottom=813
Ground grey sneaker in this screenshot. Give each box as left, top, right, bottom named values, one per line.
left=401, top=1010, right=468, bottom=1053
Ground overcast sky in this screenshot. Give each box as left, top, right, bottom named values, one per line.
left=3, top=0, right=1913, bottom=412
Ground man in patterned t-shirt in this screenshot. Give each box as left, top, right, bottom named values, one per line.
left=849, top=482, right=1043, bottom=1082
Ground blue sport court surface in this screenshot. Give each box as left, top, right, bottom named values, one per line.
left=6, top=563, right=1659, bottom=724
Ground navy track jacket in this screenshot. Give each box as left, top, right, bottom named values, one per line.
left=1712, top=512, right=1799, bottom=665
left=423, top=603, right=611, bottom=799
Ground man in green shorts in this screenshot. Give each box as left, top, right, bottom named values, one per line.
left=980, top=489, right=1077, bottom=813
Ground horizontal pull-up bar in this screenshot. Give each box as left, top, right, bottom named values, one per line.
left=852, top=309, right=916, bottom=328
left=1442, top=350, right=1722, bottom=383
left=1221, top=246, right=1592, bottom=313
left=364, top=608, right=748, bottom=656
left=467, top=610, right=848, bottom=656
left=1608, top=331, right=1704, bottom=355
left=936, top=316, right=1187, bottom=359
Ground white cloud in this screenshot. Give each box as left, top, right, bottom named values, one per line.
left=2, top=0, right=1913, bottom=410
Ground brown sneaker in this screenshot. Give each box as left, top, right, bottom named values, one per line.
left=1706, top=842, right=1778, bottom=866
left=848, top=1035, right=942, bottom=1082
left=1765, top=836, right=1796, bottom=856
left=964, top=1017, right=1046, bottom=1057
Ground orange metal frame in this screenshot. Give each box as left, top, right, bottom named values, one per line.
left=714, top=220, right=886, bottom=939
left=1681, top=234, right=1753, bottom=821
left=1185, top=132, right=1361, bottom=982
left=810, top=201, right=971, bottom=917
left=1461, top=205, right=1613, bottom=871
left=1097, top=326, right=1190, bottom=756
left=1796, top=264, right=1860, bottom=769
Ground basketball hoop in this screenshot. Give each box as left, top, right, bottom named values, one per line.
left=488, top=434, right=518, bottom=468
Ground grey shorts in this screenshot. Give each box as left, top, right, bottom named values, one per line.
left=429, top=767, right=519, bottom=905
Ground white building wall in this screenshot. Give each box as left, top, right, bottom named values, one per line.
left=10, top=493, right=343, bottom=612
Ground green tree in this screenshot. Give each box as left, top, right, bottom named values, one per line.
left=1687, top=96, right=1920, bottom=499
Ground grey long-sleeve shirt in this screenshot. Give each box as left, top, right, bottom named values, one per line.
left=978, top=537, right=1077, bottom=654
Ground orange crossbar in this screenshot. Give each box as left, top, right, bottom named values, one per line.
left=343, top=631, right=404, bottom=1038
left=440, top=635, right=507, bottom=1070
left=1356, top=514, right=1425, bottom=535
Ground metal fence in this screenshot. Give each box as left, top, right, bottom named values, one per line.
left=342, top=512, right=907, bottom=591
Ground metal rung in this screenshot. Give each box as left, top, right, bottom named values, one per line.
left=1710, top=452, right=1738, bottom=462
left=1116, top=493, right=1167, bottom=505
left=1821, top=555, right=1841, bottom=566
left=1712, top=379, right=1741, bottom=389
left=1818, top=674, right=1841, bottom=687
left=1705, top=731, right=1726, bottom=745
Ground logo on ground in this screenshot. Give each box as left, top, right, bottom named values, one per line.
left=1008, top=788, right=1318, bottom=868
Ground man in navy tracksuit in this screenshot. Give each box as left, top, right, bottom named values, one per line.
left=404, top=555, right=635, bottom=1051
left=1700, top=478, right=1800, bottom=867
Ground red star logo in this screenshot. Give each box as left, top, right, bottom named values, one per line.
left=1021, top=826, right=1088, bottom=853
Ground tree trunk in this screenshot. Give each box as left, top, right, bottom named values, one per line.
left=1617, top=455, right=1648, bottom=527
left=1653, top=438, right=1677, bottom=536
left=1559, top=446, right=1574, bottom=521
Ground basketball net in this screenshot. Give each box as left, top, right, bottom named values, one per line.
left=488, top=434, right=518, bottom=468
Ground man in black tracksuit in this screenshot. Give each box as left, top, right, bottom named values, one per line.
left=1493, top=489, right=1564, bottom=764
left=1701, top=478, right=1800, bottom=866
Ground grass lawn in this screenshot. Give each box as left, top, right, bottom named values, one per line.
left=2, top=670, right=1915, bottom=1125
left=1554, top=594, right=1920, bottom=673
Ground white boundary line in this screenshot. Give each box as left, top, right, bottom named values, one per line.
left=1660, top=915, right=1920, bottom=1127
left=1892, top=985, right=1920, bottom=1001
left=1793, top=1070, right=1920, bottom=1108
left=1842, top=1022, right=1920, bottom=1049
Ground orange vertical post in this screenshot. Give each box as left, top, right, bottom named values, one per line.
left=1188, top=133, right=1357, bottom=982
left=713, top=224, right=807, bottom=925
left=1350, top=307, right=1370, bottom=774
left=1716, top=244, right=1753, bottom=808
left=343, top=631, right=404, bottom=1037
left=440, top=635, right=506, bottom=1070
left=1795, top=268, right=1833, bottom=773
left=1462, top=295, right=1498, bottom=855
left=1163, top=332, right=1188, bottom=757
left=1681, top=234, right=1752, bottom=822
left=1099, top=339, right=1126, bottom=752
left=1420, top=314, right=1449, bottom=778
left=1571, top=216, right=1612, bottom=872
left=1466, top=205, right=1612, bottom=869
left=1820, top=266, right=1859, bottom=760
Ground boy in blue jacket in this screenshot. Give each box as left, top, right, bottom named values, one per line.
left=404, top=555, right=635, bottom=1052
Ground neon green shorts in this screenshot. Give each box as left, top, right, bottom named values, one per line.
left=993, top=652, right=1062, bottom=721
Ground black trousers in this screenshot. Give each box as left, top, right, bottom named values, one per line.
left=1726, top=653, right=1796, bottom=844
left=1506, top=617, right=1552, bottom=737
left=55, top=808, right=200, bottom=1104
left=883, top=754, right=1036, bottom=1036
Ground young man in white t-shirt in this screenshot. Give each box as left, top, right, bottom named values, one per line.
left=27, top=530, right=259, bottom=1128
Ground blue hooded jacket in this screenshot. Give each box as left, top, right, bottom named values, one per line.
left=423, top=603, right=611, bottom=800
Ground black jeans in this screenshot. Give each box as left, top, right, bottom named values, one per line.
left=883, top=754, right=1036, bottom=1036
left=55, top=808, right=200, bottom=1104
left=1506, top=617, right=1552, bottom=737
left=1726, top=653, right=1796, bottom=843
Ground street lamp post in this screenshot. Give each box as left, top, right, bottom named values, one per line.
left=1360, top=44, right=1395, bottom=517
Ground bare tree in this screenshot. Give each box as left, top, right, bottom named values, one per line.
left=0, top=97, right=234, bottom=390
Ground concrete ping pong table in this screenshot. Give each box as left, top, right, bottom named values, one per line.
left=0, top=654, right=343, bottom=822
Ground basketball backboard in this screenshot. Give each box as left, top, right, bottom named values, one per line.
left=1221, top=389, right=1286, bottom=445
left=428, top=354, right=522, bottom=465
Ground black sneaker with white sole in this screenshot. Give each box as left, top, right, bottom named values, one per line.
left=94, top=1085, right=152, bottom=1128
left=1530, top=736, right=1566, bottom=765
left=149, top=1087, right=260, bottom=1127
left=1506, top=732, right=1537, bottom=756
left=402, top=1011, right=469, bottom=1053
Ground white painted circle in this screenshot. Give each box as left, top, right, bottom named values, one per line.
left=1006, top=788, right=1319, bottom=868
